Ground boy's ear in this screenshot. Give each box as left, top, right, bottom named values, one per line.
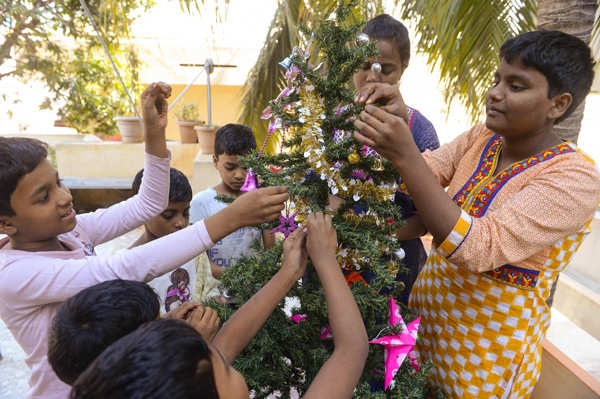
left=0, top=216, right=18, bottom=236
left=549, top=93, right=573, bottom=121
left=212, top=154, right=218, bottom=166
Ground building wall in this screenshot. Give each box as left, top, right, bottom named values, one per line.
left=158, top=83, right=245, bottom=142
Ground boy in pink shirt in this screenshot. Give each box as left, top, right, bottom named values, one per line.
left=0, top=83, right=288, bottom=399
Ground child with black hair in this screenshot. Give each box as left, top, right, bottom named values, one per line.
left=0, top=83, right=289, bottom=399
left=349, top=14, right=440, bottom=305
left=354, top=30, right=600, bottom=398
left=70, top=213, right=370, bottom=399
left=190, top=123, right=275, bottom=281
left=47, top=279, right=220, bottom=385
left=102, top=167, right=220, bottom=311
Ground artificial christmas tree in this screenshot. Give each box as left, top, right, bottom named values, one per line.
left=215, top=2, right=437, bottom=397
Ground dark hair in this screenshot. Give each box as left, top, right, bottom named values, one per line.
left=70, top=319, right=218, bottom=399
left=48, top=280, right=160, bottom=385
left=0, top=137, right=48, bottom=216
left=500, top=30, right=595, bottom=123
left=364, top=14, right=411, bottom=67
left=132, top=167, right=192, bottom=203
left=214, top=123, right=256, bottom=156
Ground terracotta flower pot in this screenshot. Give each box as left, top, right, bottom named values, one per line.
left=177, top=121, right=199, bottom=143
left=115, top=116, right=144, bottom=143
left=194, top=125, right=219, bottom=154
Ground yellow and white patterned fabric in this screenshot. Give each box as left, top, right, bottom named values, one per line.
left=409, top=126, right=600, bottom=399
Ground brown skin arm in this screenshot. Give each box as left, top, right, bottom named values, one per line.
left=203, top=186, right=289, bottom=244
left=211, top=228, right=307, bottom=363
left=302, top=213, right=369, bottom=399
left=141, top=82, right=171, bottom=159
left=354, top=105, right=460, bottom=244
left=396, top=215, right=427, bottom=240
left=209, top=257, right=225, bottom=279
left=262, top=229, right=276, bottom=250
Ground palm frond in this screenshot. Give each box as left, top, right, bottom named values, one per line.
left=590, top=3, right=600, bottom=63
left=239, top=0, right=378, bottom=153
left=398, top=0, right=536, bottom=121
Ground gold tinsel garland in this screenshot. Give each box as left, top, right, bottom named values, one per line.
left=295, top=84, right=397, bottom=203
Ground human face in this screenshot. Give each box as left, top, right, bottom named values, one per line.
left=486, top=58, right=558, bottom=138
left=353, top=39, right=407, bottom=90
left=209, top=344, right=249, bottom=398
left=145, top=201, right=190, bottom=239
left=213, top=154, right=248, bottom=195
left=3, top=159, right=75, bottom=244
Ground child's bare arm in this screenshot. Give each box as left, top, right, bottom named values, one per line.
left=354, top=106, right=461, bottom=244
left=212, top=228, right=307, bottom=364
left=141, top=82, right=171, bottom=159
left=302, top=213, right=369, bottom=399
left=209, top=258, right=225, bottom=279
left=396, top=215, right=427, bottom=240
left=75, top=83, right=172, bottom=246
left=203, top=186, right=288, bottom=244
left=262, top=229, right=276, bottom=249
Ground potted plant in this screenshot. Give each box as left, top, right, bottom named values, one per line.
left=175, top=102, right=201, bottom=144
left=194, top=122, right=219, bottom=154
left=115, top=114, right=144, bottom=143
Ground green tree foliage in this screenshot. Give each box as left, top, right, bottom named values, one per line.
left=239, top=0, right=383, bottom=153
left=215, top=2, right=437, bottom=397
left=0, top=0, right=150, bottom=135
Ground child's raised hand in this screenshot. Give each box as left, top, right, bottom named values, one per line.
left=230, top=186, right=289, bottom=226
left=282, top=228, right=308, bottom=280
left=141, top=82, right=171, bottom=134
left=353, top=104, right=414, bottom=164
left=354, top=82, right=409, bottom=123
left=305, top=213, right=337, bottom=263
left=186, top=305, right=221, bottom=342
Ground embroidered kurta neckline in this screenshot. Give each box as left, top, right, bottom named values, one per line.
left=453, top=135, right=575, bottom=218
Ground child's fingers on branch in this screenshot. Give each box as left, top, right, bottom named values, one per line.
left=353, top=120, right=378, bottom=147
left=162, top=301, right=201, bottom=320
left=306, top=213, right=337, bottom=260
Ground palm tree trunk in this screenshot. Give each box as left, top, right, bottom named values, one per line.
left=537, top=0, right=597, bottom=144
left=536, top=0, right=597, bottom=307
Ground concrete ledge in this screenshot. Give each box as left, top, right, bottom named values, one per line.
left=532, top=339, right=600, bottom=399
left=55, top=142, right=200, bottom=180
left=1, top=132, right=101, bottom=146
left=191, top=152, right=220, bottom=194
left=553, top=271, right=600, bottom=341
left=63, top=177, right=133, bottom=190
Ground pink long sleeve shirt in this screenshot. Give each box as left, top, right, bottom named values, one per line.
left=0, top=153, right=214, bottom=399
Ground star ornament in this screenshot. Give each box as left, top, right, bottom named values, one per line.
left=271, top=211, right=299, bottom=238
left=369, top=296, right=421, bottom=390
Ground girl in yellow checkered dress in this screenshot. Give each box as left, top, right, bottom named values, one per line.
left=354, top=31, right=600, bottom=398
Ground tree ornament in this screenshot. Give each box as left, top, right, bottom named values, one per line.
left=372, top=156, right=384, bottom=171
left=371, top=60, right=382, bottom=74
left=283, top=104, right=296, bottom=117
left=348, top=149, right=360, bottom=164
left=240, top=168, right=259, bottom=192
left=356, top=32, right=370, bottom=45
left=271, top=210, right=299, bottom=238
left=278, top=56, right=293, bottom=71
left=370, top=297, right=421, bottom=390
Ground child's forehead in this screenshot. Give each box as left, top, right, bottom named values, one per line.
left=166, top=200, right=191, bottom=209
left=218, top=153, right=245, bottom=161
left=14, top=159, right=57, bottom=194
left=498, top=57, right=547, bottom=81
